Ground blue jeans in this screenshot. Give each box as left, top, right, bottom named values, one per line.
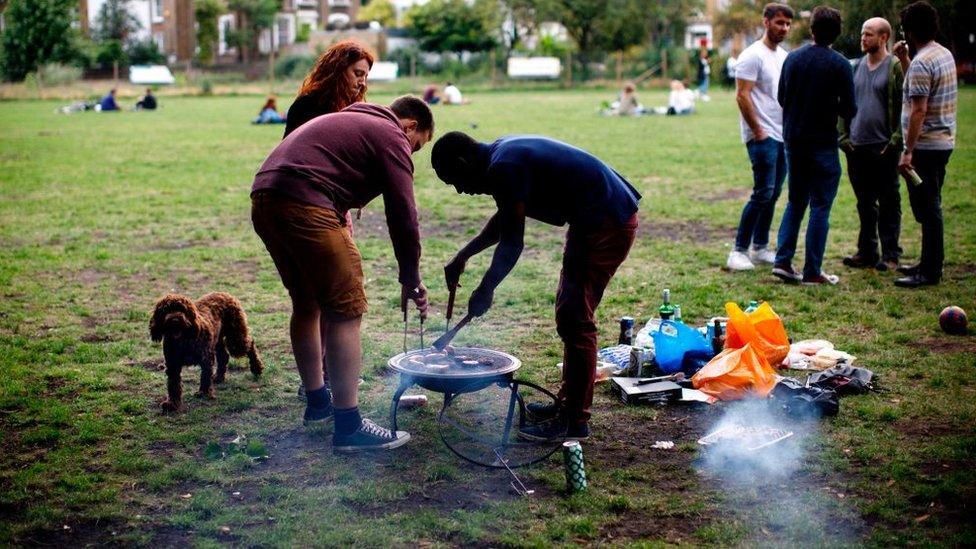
left=774, top=146, right=842, bottom=278
left=734, top=137, right=787, bottom=251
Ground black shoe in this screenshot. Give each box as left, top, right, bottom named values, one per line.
left=525, top=402, right=560, bottom=423
left=896, top=264, right=919, bottom=276
left=303, top=402, right=334, bottom=425
left=875, top=259, right=899, bottom=272
left=842, top=254, right=878, bottom=269
left=333, top=419, right=410, bottom=453
left=518, top=418, right=589, bottom=441
left=894, top=274, right=939, bottom=288
left=772, top=263, right=801, bottom=284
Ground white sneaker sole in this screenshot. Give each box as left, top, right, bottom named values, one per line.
left=333, top=431, right=411, bottom=453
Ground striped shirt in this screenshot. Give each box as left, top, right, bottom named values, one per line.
left=902, top=42, right=957, bottom=150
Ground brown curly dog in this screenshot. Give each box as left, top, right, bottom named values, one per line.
left=149, top=292, right=264, bottom=412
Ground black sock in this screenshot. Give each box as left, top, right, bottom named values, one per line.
left=334, top=406, right=362, bottom=436
left=306, top=386, right=331, bottom=409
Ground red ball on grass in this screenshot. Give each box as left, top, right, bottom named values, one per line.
left=939, top=306, right=968, bottom=335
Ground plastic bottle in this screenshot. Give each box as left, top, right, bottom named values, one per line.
left=673, top=305, right=682, bottom=323
left=745, top=300, right=759, bottom=313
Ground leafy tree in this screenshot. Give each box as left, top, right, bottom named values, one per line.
left=548, top=0, right=607, bottom=78
left=359, top=0, right=396, bottom=28
left=126, top=39, right=166, bottom=65
left=407, top=0, right=497, bottom=58
left=93, top=0, right=142, bottom=42
left=195, top=0, right=226, bottom=65
left=714, top=0, right=760, bottom=50
left=96, top=39, right=129, bottom=68
left=226, top=0, right=279, bottom=63
left=0, top=0, right=80, bottom=81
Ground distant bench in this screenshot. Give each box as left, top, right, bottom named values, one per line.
left=507, top=57, right=562, bottom=79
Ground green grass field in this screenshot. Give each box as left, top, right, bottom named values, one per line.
left=1, top=87, right=974, bottom=546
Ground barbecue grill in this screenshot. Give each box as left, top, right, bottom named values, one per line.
left=388, top=346, right=562, bottom=468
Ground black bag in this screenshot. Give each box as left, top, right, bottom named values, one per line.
left=771, top=378, right=840, bottom=417
left=807, top=365, right=875, bottom=396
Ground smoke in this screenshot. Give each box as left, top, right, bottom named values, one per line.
left=697, top=399, right=804, bottom=483
left=696, top=399, right=865, bottom=545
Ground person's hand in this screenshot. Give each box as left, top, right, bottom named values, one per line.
left=754, top=129, right=769, bottom=142
left=840, top=140, right=855, bottom=154
left=401, top=282, right=429, bottom=321
left=444, top=256, right=466, bottom=291
left=898, top=150, right=913, bottom=174
left=468, top=285, right=493, bottom=317
left=893, top=40, right=909, bottom=61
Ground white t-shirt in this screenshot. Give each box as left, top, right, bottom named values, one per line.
left=735, top=39, right=788, bottom=143
left=444, top=85, right=463, bottom=104
left=669, top=89, right=695, bottom=112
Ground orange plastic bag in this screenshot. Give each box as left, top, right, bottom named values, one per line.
left=724, top=301, right=790, bottom=367
left=691, top=343, right=778, bottom=400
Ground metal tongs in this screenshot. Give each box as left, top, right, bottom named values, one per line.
left=402, top=299, right=425, bottom=354
left=493, top=448, right=534, bottom=497
left=431, top=284, right=473, bottom=351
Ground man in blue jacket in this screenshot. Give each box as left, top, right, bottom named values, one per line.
left=772, top=6, right=856, bottom=285
left=431, top=132, right=640, bottom=440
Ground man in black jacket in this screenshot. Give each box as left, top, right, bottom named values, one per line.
left=772, top=5, right=856, bottom=286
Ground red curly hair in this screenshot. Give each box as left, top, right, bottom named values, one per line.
left=297, top=40, right=375, bottom=112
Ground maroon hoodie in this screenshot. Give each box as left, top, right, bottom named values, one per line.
left=251, top=103, right=421, bottom=287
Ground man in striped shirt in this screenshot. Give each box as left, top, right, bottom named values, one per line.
left=893, top=1, right=956, bottom=287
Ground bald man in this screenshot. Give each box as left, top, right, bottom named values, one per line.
left=838, top=17, right=904, bottom=272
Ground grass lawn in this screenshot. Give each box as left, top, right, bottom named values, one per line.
left=1, top=87, right=974, bottom=546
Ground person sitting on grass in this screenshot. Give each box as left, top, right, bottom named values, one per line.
left=614, top=82, right=642, bottom=116
left=423, top=84, right=441, bottom=105
left=98, top=89, right=120, bottom=112
left=431, top=131, right=641, bottom=441
left=666, top=80, right=696, bottom=115
left=135, top=88, right=157, bottom=110
left=253, top=96, right=286, bottom=124
left=251, top=96, right=433, bottom=453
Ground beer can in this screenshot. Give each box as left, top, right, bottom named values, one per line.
left=398, top=394, right=428, bottom=409
left=562, top=441, right=587, bottom=492
left=905, top=168, right=923, bottom=186
left=618, top=316, right=635, bottom=345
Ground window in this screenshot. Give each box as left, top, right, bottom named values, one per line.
left=152, top=0, right=165, bottom=23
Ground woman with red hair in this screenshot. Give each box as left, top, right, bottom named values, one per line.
left=283, top=40, right=375, bottom=138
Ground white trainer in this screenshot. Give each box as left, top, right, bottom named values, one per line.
left=749, top=247, right=777, bottom=265
left=726, top=250, right=755, bottom=271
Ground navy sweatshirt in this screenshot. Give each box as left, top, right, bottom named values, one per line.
left=778, top=43, right=857, bottom=148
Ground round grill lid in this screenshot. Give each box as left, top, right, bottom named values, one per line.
left=388, top=347, right=520, bottom=379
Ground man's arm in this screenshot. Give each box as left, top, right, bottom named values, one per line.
left=379, top=140, right=427, bottom=316
left=444, top=212, right=500, bottom=289
left=467, top=202, right=526, bottom=317
left=736, top=78, right=768, bottom=141
left=899, top=95, right=928, bottom=172
left=838, top=59, right=857, bottom=123
left=887, top=60, right=905, bottom=152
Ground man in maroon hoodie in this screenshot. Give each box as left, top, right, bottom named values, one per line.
left=251, top=96, right=433, bottom=453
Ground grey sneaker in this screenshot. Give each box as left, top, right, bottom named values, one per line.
left=333, top=419, right=410, bottom=453
left=748, top=246, right=777, bottom=265
left=727, top=250, right=755, bottom=271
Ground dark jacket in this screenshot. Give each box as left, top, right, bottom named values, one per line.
left=778, top=44, right=856, bottom=148
left=283, top=94, right=331, bottom=138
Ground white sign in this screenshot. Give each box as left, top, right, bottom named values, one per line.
left=368, top=61, right=399, bottom=82
left=129, top=65, right=175, bottom=85
left=507, top=57, right=561, bottom=79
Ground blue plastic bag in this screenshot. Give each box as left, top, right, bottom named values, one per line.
left=652, top=320, right=714, bottom=374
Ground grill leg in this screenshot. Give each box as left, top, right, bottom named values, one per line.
left=389, top=377, right=414, bottom=432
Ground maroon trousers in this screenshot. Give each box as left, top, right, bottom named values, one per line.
left=555, top=214, right=638, bottom=425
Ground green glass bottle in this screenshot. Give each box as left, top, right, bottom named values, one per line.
left=658, top=289, right=676, bottom=320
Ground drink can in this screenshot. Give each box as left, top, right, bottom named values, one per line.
left=618, top=316, right=635, bottom=345
left=398, top=394, right=428, bottom=409
left=905, top=168, right=923, bottom=186
left=562, top=441, right=587, bottom=492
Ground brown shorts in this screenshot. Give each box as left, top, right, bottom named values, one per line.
left=251, top=191, right=367, bottom=320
